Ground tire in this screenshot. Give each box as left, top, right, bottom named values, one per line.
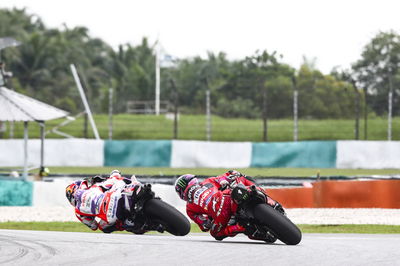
left=144, top=198, right=191, bottom=236
left=252, top=204, right=302, bottom=245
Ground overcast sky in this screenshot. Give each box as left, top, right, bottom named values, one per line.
left=1, top=0, right=399, bottom=73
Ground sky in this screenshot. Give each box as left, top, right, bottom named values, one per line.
left=1, top=0, right=399, bottom=74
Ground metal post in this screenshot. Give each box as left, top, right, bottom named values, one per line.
left=108, top=87, right=113, bottom=140
left=262, top=89, right=268, bottom=142
left=9, top=121, right=14, bottom=138
left=352, top=80, right=360, bottom=140
left=388, top=74, right=393, bottom=141
left=363, top=87, right=368, bottom=140
left=83, top=113, right=88, bottom=138
left=40, top=121, right=45, bottom=170
left=206, top=89, right=211, bottom=141
left=293, top=90, right=298, bottom=141
left=155, top=46, right=160, bottom=115
left=70, top=64, right=100, bottom=140
left=292, top=76, right=298, bottom=141
left=23, top=121, right=28, bottom=180
left=170, top=79, right=178, bottom=139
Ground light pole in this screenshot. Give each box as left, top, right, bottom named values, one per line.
left=292, top=76, right=298, bottom=141
left=385, top=43, right=393, bottom=141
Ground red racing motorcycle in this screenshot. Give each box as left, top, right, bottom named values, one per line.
left=230, top=184, right=302, bottom=245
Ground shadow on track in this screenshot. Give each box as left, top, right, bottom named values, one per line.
left=193, top=239, right=286, bottom=246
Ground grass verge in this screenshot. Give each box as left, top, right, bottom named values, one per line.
left=13, top=166, right=400, bottom=178
left=3, top=114, right=400, bottom=141
left=0, top=222, right=399, bottom=234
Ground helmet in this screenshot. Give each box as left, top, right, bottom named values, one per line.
left=65, top=181, right=81, bottom=206
left=174, top=174, right=198, bottom=200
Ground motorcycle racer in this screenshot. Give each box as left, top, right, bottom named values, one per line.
left=175, top=170, right=284, bottom=241
left=65, top=170, right=142, bottom=233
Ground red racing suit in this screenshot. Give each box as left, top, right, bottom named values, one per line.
left=73, top=174, right=139, bottom=232
left=185, top=171, right=278, bottom=239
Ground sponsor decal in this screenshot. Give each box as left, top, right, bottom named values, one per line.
left=212, top=198, right=218, bottom=212
left=95, top=194, right=104, bottom=213
left=193, top=186, right=209, bottom=205
left=200, top=191, right=215, bottom=208
left=187, top=185, right=198, bottom=202
left=216, top=196, right=225, bottom=217
left=204, top=196, right=212, bottom=207
left=107, top=195, right=116, bottom=221
left=199, top=190, right=210, bottom=206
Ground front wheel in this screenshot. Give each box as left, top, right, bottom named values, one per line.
left=144, top=199, right=191, bottom=236
left=252, top=204, right=302, bottom=245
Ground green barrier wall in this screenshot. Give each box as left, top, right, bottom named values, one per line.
left=251, top=141, right=336, bottom=168
left=0, top=179, right=33, bottom=206
left=104, top=140, right=172, bottom=167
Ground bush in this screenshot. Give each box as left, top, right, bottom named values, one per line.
left=215, top=97, right=260, bottom=119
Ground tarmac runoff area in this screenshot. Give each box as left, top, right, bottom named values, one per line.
left=1, top=208, right=399, bottom=265
left=1, top=207, right=400, bottom=225
left=0, top=229, right=399, bottom=266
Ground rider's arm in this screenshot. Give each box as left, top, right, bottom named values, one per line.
left=210, top=223, right=245, bottom=238
left=75, top=212, right=98, bottom=231
left=205, top=176, right=230, bottom=190
left=219, top=170, right=257, bottom=187
left=186, top=204, right=212, bottom=232
left=98, top=219, right=124, bottom=233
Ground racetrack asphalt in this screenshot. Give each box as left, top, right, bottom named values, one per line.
left=0, top=229, right=398, bottom=265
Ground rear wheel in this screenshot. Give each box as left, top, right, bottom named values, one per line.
left=252, top=204, right=302, bottom=245
left=144, top=199, right=190, bottom=236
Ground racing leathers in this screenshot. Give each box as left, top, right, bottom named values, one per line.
left=185, top=170, right=282, bottom=240
left=73, top=174, right=140, bottom=233
left=185, top=177, right=244, bottom=239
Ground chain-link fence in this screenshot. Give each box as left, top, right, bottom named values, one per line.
left=1, top=114, right=399, bottom=142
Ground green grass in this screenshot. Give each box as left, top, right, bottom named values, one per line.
left=2, top=166, right=399, bottom=178
left=298, top=224, right=400, bottom=234
left=1, top=114, right=400, bottom=141
left=20, top=167, right=400, bottom=177
left=0, top=222, right=399, bottom=234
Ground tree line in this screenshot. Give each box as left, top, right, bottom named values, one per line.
left=0, top=8, right=399, bottom=120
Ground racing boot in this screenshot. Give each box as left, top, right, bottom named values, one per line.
left=213, top=224, right=245, bottom=241
left=245, top=226, right=277, bottom=243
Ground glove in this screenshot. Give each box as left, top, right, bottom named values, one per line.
left=85, top=220, right=98, bottom=231
left=227, top=170, right=242, bottom=177
left=225, top=170, right=244, bottom=182
left=219, top=180, right=229, bottom=191
left=197, top=215, right=212, bottom=231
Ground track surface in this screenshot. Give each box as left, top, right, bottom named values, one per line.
left=0, top=230, right=398, bottom=265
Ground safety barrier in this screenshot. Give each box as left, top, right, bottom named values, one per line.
left=104, top=140, right=171, bottom=167
left=1, top=139, right=400, bottom=168
left=0, top=139, right=104, bottom=167
left=171, top=140, right=252, bottom=168
left=336, top=141, right=400, bottom=169
left=0, top=180, right=33, bottom=206
left=1, top=179, right=399, bottom=209
left=251, top=141, right=336, bottom=168
left=267, top=180, right=400, bottom=208
left=0, top=179, right=185, bottom=209
left=268, top=187, right=314, bottom=208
